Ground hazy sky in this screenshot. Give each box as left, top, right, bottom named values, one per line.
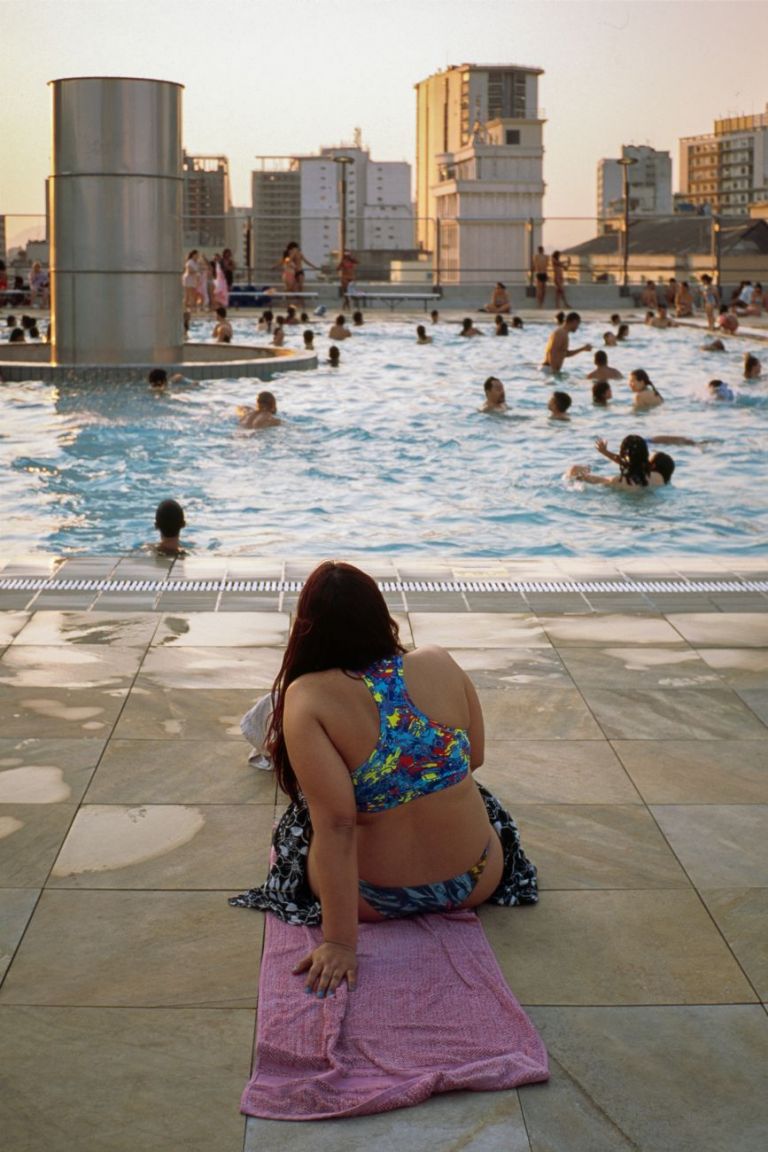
left=2, top=0, right=766, bottom=236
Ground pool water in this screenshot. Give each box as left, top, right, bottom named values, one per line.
left=1, top=315, right=766, bottom=556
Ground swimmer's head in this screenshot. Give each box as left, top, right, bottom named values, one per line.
left=555, top=311, right=565, bottom=325
left=148, top=369, right=168, bottom=389
left=592, top=380, right=612, bottom=406
left=216, top=306, right=227, bottom=319
left=604, top=331, right=617, bottom=346
left=744, top=353, right=761, bottom=379
left=512, top=316, right=523, bottom=329
left=155, top=498, right=186, bottom=539
left=256, top=391, right=277, bottom=413
left=702, top=338, right=725, bottom=352
left=619, top=435, right=650, bottom=482
left=335, top=314, right=346, bottom=325
left=430, top=309, right=439, bottom=322
left=6, top=315, right=16, bottom=327
left=9, top=328, right=25, bottom=343
left=303, top=329, right=314, bottom=348
left=328, top=345, right=340, bottom=365
left=353, top=311, right=364, bottom=325
left=708, top=379, right=734, bottom=401
left=651, top=451, right=675, bottom=484
left=549, top=390, right=572, bottom=415
left=496, top=321, right=509, bottom=335
left=645, top=310, right=655, bottom=322
left=594, top=350, right=608, bottom=366
left=617, top=324, right=629, bottom=339
left=416, top=325, right=427, bottom=339
left=461, top=317, right=474, bottom=332
left=484, top=376, right=506, bottom=405
left=610, top=313, right=621, bottom=326
left=565, top=312, right=581, bottom=330
left=629, top=369, right=653, bottom=392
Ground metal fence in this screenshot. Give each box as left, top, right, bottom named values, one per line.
left=3, top=210, right=767, bottom=293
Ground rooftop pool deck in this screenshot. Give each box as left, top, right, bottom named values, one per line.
left=1, top=552, right=766, bottom=1151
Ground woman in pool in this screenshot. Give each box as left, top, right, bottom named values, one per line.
left=629, top=368, right=664, bottom=410
left=231, top=562, right=537, bottom=994
left=744, top=353, right=762, bottom=380
left=569, top=435, right=671, bottom=488
left=459, top=317, right=483, bottom=337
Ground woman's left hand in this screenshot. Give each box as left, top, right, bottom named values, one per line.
left=293, top=942, right=358, bottom=998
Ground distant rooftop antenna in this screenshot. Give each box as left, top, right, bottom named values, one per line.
left=353, top=126, right=363, bottom=149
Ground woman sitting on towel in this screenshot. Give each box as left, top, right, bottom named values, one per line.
left=230, top=561, right=537, bottom=996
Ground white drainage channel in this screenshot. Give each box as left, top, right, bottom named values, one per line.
left=0, top=578, right=766, bottom=595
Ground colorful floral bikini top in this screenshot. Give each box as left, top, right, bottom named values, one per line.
left=351, top=654, right=470, bottom=813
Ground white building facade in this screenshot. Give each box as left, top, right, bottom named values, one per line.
left=251, top=146, right=414, bottom=276
left=415, top=63, right=545, bottom=283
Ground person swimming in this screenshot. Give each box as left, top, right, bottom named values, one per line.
left=416, top=324, right=433, bottom=344
left=548, top=391, right=572, bottom=421
left=569, top=435, right=671, bottom=488
left=707, top=379, right=734, bottom=402
left=592, top=380, right=613, bottom=406
left=744, top=353, right=762, bottom=380
left=629, top=369, right=664, bottom=410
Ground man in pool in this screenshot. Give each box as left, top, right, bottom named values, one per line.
left=542, top=312, right=592, bottom=373
left=548, top=391, right=572, bottom=421
left=237, top=391, right=282, bottom=429
left=154, top=499, right=186, bottom=556
left=481, top=376, right=508, bottom=412
left=587, top=350, right=622, bottom=382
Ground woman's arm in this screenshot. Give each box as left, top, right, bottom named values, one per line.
left=283, top=680, right=359, bottom=996
left=463, top=670, right=485, bottom=770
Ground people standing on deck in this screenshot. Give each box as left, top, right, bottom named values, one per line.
left=640, top=280, right=658, bottom=308
left=182, top=250, right=201, bottom=311
left=221, top=248, right=235, bottom=289
left=674, top=281, right=694, bottom=317
left=699, top=274, right=718, bottom=329
left=337, top=251, right=358, bottom=305
left=541, top=312, right=592, bottom=373
left=532, top=246, right=549, bottom=308
left=282, top=241, right=320, bottom=296
left=551, top=252, right=570, bottom=309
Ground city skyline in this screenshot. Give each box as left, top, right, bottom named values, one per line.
left=2, top=0, right=767, bottom=237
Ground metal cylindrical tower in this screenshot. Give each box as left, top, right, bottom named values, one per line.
left=49, top=77, right=183, bottom=365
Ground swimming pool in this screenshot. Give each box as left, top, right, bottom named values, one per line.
left=1, top=314, right=766, bottom=557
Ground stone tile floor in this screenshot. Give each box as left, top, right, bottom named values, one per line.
left=0, top=555, right=766, bottom=1151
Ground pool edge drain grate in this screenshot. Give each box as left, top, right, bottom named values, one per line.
left=1, top=577, right=766, bottom=595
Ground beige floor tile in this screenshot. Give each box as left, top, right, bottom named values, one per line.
left=0, top=644, right=143, bottom=690
left=476, top=740, right=641, bottom=804
left=0, top=613, right=30, bottom=646
left=136, top=646, right=283, bottom=689
left=537, top=614, right=683, bottom=647
left=0, top=890, right=264, bottom=1006
left=558, top=645, right=720, bottom=690
left=521, top=1006, right=768, bottom=1152
left=651, top=805, right=768, bottom=888
left=409, top=613, right=549, bottom=649
left=449, top=647, right=571, bottom=687
left=668, top=613, right=768, bottom=648
left=12, top=611, right=159, bottom=647
left=113, top=686, right=258, bottom=740
left=0, top=737, right=106, bottom=805
left=481, top=891, right=756, bottom=1005
left=85, top=739, right=276, bottom=805
left=0, top=889, right=39, bottom=981
left=700, top=889, right=768, bottom=1001
left=613, top=740, right=768, bottom=803
left=48, top=803, right=273, bottom=889
left=696, top=647, right=768, bottom=690
left=0, top=687, right=125, bottom=739
left=151, top=611, right=290, bottom=647
left=579, top=685, right=768, bottom=739
left=245, top=1089, right=532, bottom=1152
left=0, top=805, right=78, bottom=886
left=0, top=1005, right=254, bottom=1152
left=479, top=687, right=604, bottom=740
left=514, top=805, right=690, bottom=890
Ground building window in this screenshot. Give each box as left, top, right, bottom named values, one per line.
left=506, top=129, right=521, bottom=145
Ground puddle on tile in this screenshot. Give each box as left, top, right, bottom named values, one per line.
left=21, top=699, right=105, bottom=723
left=52, top=806, right=206, bottom=876
left=0, top=816, right=24, bottom=840
left=0, top=766, right=70, bottom=803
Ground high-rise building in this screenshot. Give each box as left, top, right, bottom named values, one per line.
left=251, top=144, right=414, bottom=277
left=597, top=146, right=672, bottom=229
left=415, top=63, right=545, bottom=283
left=182, top=151, right=231, bottom=249
left=679, top=107, right=768, bottom=216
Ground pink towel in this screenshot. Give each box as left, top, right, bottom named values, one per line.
left=241, top=910, right=548, bottom=1120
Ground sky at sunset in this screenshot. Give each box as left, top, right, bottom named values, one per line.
left=2, top=0, right=767, bottom=245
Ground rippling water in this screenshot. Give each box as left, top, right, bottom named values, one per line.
left=1, top=315, right=766, bottom=556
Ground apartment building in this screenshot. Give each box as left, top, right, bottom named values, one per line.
left=251, top=145, right=414, bottom=277
left=679, top=107, right=768, bottom=216
left=597, top=146, right=672, bottom=228
left=415, top=63, right=545, bottom=283
left=182, top=152, right=231, bottom=248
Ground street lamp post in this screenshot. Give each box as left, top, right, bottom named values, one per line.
left=333, top=156, right=354, bottom=282
left=711, top=216, right=721, bottom=288
left=617, top=155, right=637, bottom=296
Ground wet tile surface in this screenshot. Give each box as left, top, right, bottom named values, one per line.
left=0, top=1006, right=255, bottom=1152
left=522, top=1006, right=768, bottom=1152
left=1, top=582, right=766, bottom=1151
